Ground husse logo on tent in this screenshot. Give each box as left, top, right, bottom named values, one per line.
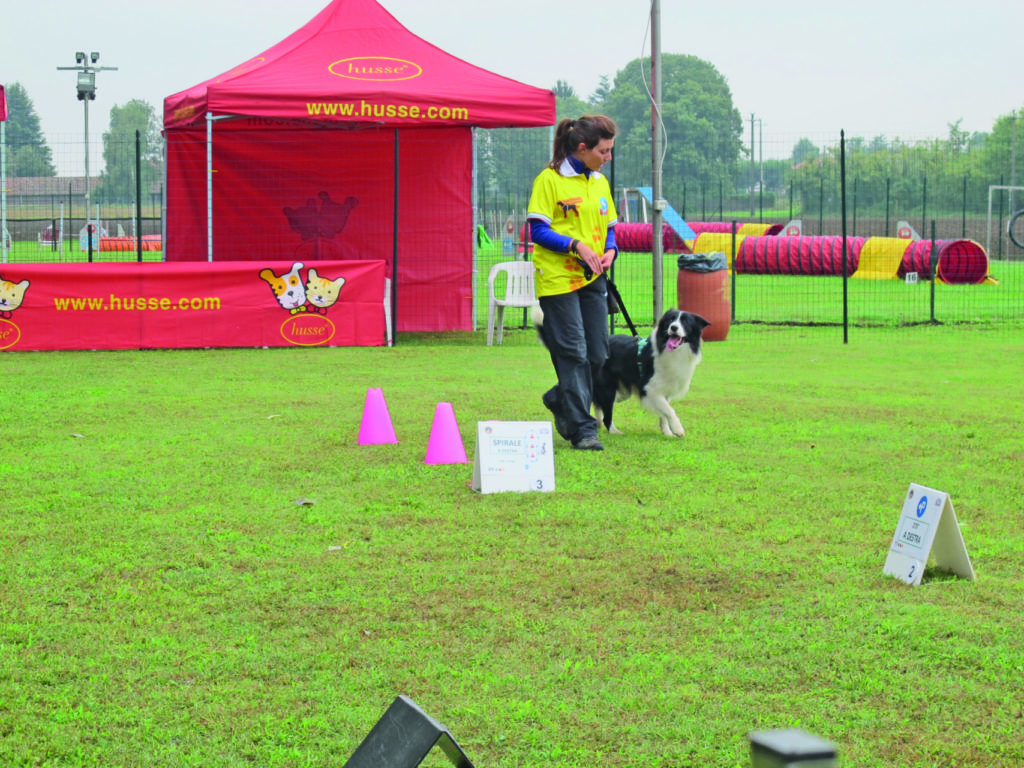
left=329, top=57, right=422, bottom=81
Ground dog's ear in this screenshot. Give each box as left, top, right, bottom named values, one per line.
left=692, top=313, right=711, bottom=329
left=258, top=268, right=276, bottom=285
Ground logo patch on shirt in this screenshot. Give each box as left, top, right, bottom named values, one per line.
left=599, top=197, right=609, bottom=216
left=557, top=197, right=583, bottom=217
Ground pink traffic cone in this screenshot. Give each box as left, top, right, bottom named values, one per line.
left=424, top=402, right=468, bottom=464
left=358, top=387, right=398, bottom=444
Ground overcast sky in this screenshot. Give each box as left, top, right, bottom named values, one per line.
left=4, top=0, right=1022, bottom=174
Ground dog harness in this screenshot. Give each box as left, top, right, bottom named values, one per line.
left=636, top=337, right=648, bottom=375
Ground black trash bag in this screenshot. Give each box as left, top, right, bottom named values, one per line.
left=677, top=252, right=728, bottom=273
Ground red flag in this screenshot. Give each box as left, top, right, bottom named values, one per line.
left=0, top=84, right=7, bottom=122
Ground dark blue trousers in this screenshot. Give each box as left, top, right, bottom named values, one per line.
left=538, top=276, right=609, bottom=442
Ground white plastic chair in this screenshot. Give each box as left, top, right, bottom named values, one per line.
left=486, top=260, right=538, bottom=346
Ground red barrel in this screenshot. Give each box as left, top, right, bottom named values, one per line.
left=677, top=253, right=730, bottom=341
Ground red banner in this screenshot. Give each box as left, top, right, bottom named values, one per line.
left=0, top=260, right=386, bottom=351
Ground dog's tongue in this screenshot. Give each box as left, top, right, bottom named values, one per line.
left=666, top=336, right=682, bottom=351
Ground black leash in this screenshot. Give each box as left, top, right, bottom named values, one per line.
left=606, top=278, right=639, bottom=338
left=577, top=257, right=640, bottom=338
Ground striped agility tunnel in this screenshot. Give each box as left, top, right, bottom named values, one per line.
left=98, top=235, right=163, bottom=252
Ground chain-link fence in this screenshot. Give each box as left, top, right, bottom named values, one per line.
left=3, top=131, right=163, bottom=262
left=4, top=128, right=1022, bottom=338
left=475, top=127, right=1024, bottom=342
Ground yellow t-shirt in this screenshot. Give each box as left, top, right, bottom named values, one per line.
left=527, top=160, right=618, bottom=297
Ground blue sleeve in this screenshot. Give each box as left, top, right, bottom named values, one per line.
left=605, top=225, right=617, bottom=257
left=528, top=217, right=572, bottom=253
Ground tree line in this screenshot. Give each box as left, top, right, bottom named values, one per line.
left=6, top=56, right=1021, bottom=217
left=478, top=54, right=1022, bottom=220
left=2, top=82, right=162, bottom=203
left=789, top=117, right=1022, bottom=216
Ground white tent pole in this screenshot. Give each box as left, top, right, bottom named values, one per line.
left=206, top=112, right=213, bottom=262
left=471, top=128, right=478, bottom=331
left=1, top=121, right=7, bottom=263
left=161, top=141, right=167, bottom=262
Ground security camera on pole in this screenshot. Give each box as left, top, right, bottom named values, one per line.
left=57, top=52, right=117, bottom=257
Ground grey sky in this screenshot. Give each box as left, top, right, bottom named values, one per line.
left=4, top=0, right=1022, bottom=175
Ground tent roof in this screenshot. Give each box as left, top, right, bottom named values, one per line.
left=164, top=0, right=555, bottom=130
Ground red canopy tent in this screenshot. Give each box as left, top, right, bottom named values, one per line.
left=163, top=0, right=554, bottom=332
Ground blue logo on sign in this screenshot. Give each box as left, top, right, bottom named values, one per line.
left=916, top=497, right=928, bottom=518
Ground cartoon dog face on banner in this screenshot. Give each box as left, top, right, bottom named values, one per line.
left=259, top=262, right=307, bottom=313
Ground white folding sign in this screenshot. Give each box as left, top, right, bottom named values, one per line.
left=471, top=421, right=555, bottom=494
left=883, top=483, right=975, bottom=586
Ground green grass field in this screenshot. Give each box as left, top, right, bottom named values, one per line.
left=2, top=326, right=1022, bottom=767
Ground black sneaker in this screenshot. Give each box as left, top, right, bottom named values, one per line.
left=542, top=390, right=571, bottom=441
left=572, top=436, right=604, bottom=451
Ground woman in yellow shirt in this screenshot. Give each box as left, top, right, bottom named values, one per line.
left=527, top=115, right=618, bottom=450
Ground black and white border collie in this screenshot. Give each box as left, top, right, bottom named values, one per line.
left=594, top=309, right=709, bottom=437
left=533, top=307, right=709, bottom=438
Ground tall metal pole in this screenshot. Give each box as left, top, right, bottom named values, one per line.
left=759, top=119, right=764, bottom=194
left=84, top=96, right=90, bottom=229
left=1011, top=110, right=1017, bottom=214
left=840, top=130, right=848, bottom=345
left=749, top=113, right=755, bottom=217
left=57, top=52, right=116, bottom=250
left=651, top=0, right=664, bottom=319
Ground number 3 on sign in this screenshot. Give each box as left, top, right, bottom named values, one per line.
left=471, top=421, right=556, bottom=494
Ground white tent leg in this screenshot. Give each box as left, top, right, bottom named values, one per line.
left=1, top=121, right=7, bottom=263
left=206, top=112, right=214, bottom=262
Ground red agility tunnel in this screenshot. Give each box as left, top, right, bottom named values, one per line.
left=98, top=235, right=163, bottom=252
left=898, top=239, right=989, bottom=284
left=736, top=235, right=864, bottom=276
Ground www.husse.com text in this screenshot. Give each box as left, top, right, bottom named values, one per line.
left=306, top=100, right=469, bottom=121
left=53, top=295, right=222, bottom=311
